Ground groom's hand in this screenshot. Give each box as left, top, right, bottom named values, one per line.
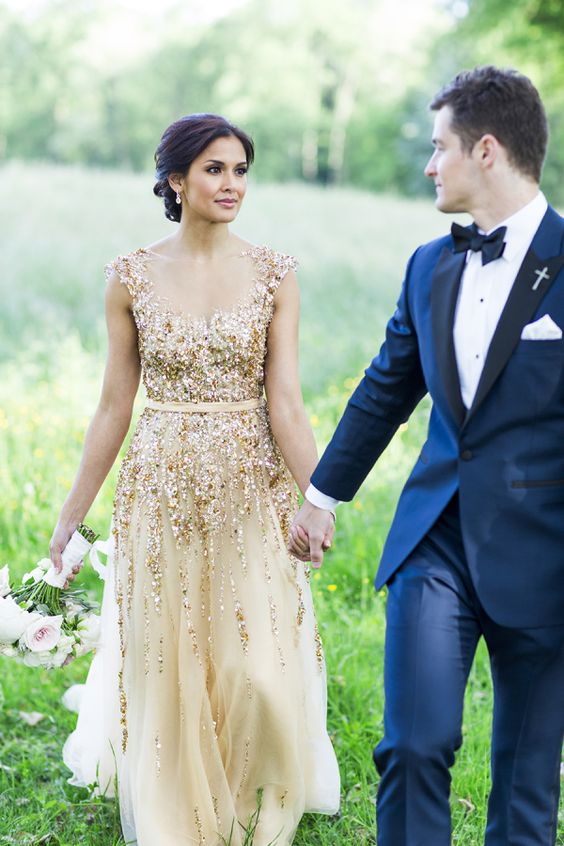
left=288, top=501, right=335, bottom=569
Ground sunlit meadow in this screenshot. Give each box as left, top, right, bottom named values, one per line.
left=0, top=163, right=560, bottom=844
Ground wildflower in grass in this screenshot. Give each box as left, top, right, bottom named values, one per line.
left=327, top=584, right=337, bottom=592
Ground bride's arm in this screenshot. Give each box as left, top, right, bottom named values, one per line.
left=49, top=270, right=141, bottom=571
left=264, top=269, right=319, bottom=497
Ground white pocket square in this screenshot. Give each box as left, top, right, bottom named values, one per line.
left=520, top=314, right=563, bottom=340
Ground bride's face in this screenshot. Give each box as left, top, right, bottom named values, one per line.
left=179, top=135, right=249, bottom=223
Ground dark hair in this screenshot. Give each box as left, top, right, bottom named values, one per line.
left=153, top=113, right=255, bottom=222
left=430, top=66, right=548, bottom=183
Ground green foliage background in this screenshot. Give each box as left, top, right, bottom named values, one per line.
left=1, top=0, right=563, bottom=200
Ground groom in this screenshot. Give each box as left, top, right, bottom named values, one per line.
left=289, top=66, right=564, bottom=845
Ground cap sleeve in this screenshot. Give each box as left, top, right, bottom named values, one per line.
left=271, top=252, right=298, bottom=294
left=104, top=250, right=148, bottom=299
left=254, top=248, right=298, bottom=296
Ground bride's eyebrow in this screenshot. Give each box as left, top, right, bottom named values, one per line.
left=203, top=159, right=248, bottom=166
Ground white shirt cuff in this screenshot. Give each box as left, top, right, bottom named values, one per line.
left=305, top=484, right=341, bottom=511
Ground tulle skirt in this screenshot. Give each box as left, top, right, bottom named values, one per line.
left=63, top=506, right=340, bottom=846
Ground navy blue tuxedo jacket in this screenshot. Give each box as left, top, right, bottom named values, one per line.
left=311, top=206, right=564, bottom=628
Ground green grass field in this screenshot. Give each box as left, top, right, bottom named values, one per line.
left=0, top=163, right=561, bottom=845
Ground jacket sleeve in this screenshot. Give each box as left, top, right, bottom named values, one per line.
left=311, top=249, right=427, bottom=501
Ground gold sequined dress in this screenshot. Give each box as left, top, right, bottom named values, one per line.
left=63, top=246, right=340, bottom=846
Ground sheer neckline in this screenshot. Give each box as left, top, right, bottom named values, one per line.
left=142, top=246, right=252, bottom=263
left=134, top=246, right=265, bottom=327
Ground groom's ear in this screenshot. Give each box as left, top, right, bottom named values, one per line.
left=473, top=134, right=501, bottom=171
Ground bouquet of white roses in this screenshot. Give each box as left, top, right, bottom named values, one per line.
left=0, top=524, right=102, bottom=669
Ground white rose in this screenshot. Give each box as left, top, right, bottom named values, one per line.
left=50, top=634, right=76, bottom=667
left=0, top=565, right=10, bottom=598
left=22, top=649, right=55, bottom=669
left=0, top=596, right=34, bottom=643
left=37, top=558, right=52, bottom=573
left=75, top=613, right=101, bottom=656
left=21, top=615, right=63, bottom=653
left=63, top=601, right=84, bottom=620
left=22, top=567, right=44, bottom=585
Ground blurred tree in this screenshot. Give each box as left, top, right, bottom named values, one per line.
left=0, top=0, right=447, bottom=188
left=0, top=1, right=91, bottom=160
left=434, top=0, right=564, bottom=201
left=0, top=0, right=561, bottom=200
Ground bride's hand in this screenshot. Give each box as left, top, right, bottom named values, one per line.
left=289, top=524, right=311, bottom=561
left=288, top=502, right=335, bottom=567
left=49, top=522, right=82, bottom=587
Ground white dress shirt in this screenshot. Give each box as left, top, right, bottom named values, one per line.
left=453, top=191, right=547, bottom=407
left=306, top=192, right=549, bottom=512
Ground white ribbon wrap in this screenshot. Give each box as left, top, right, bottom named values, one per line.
left=43, top=531, right=94, bottom=588
left=89, top=538, right=109, bottom=581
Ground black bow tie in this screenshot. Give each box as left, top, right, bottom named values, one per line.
left=451, top=222, right=507, bottom=265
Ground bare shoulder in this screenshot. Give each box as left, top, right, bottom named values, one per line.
left=141, top=235, right=177, bottom=257
left=230, top=234, right=255, bottom=253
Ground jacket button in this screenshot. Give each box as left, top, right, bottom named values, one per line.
left=460, top=449, right=473, bottom=461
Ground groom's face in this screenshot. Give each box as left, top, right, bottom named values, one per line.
left=425, top=106, right=479, bottom=214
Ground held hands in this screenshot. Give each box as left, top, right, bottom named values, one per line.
left=288, top=500, right=335, bottom=568
left=49, top=522, right=83, bottom=588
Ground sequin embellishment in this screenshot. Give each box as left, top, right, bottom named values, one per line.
left=105, top=246, right=333, bottom=838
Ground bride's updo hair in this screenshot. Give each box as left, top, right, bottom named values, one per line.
left=153, top=113, right=255, bottom=222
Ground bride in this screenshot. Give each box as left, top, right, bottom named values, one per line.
left=50, top=113, right=340, bottom=845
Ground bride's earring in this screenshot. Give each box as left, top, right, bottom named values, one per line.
left=175, top=192, right=182, bottom=205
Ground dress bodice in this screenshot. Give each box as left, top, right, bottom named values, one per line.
left=106, top=246, right=297, bottom=403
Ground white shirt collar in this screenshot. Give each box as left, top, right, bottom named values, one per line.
left=485, top=192, right=548, bottom=262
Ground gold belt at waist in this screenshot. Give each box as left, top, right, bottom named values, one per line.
left=145, top=397, right=265, bottom=413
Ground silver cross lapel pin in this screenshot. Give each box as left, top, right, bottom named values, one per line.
left=532, top=266, right=550, bottom=291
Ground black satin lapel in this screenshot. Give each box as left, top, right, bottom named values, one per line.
left=431, top=247, right=466, bottom=426
left=465, top=251, right=564, bottom=425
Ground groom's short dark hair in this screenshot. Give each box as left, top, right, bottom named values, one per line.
left=430, top=66, right=548, bottom=183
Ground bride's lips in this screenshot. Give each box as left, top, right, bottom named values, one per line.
left=216, top=198, right=237, bottom=207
